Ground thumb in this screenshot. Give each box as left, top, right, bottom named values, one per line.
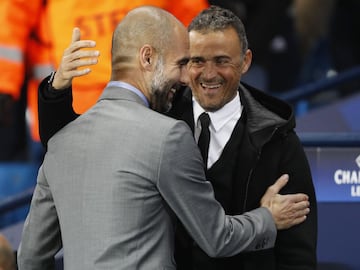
left=71, top=27, right=81, bottom=44
left=269, top=174, right=289, bottom=195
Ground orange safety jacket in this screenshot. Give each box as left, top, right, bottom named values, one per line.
left=0, top=0, right=209, bottom=142
left=0, top=0, right=43, bottom=100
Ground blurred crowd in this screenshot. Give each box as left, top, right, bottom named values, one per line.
left=0, top=0, right=359, bottom=163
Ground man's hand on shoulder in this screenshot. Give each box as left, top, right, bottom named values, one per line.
left=260, top=174, right=310, bottom=230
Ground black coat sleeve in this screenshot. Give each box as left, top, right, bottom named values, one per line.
left=38, top=76, right=79, bottom=147
left=276, top=131, right=318, bottom=270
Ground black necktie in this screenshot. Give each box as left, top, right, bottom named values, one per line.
left=198, top=112, right=210, bottom=167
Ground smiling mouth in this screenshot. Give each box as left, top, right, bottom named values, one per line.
left=167, top=88, right=176, bottom=100
left=201, top=82, right=222, bottom=89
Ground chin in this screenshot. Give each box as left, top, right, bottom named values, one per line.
left=202, top=101, right=223, bottom=112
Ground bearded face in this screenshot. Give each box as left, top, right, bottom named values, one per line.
left=150, top=58, right=177, bottom=113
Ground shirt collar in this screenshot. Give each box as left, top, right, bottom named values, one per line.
left=193, top=92, right=242, bottom=132
left=107, top=81, right=150, bottom=108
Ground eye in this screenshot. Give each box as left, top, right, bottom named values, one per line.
left=189, top=57, right=205, bottom=66
left=178, top=58, right=189, bottom=67
left=215, top=57, right=231, bottom=66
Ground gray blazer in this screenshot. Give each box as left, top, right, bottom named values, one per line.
left=18, top=86, right=276, bottom=270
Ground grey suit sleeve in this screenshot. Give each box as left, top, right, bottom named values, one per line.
left=17, top=165, right=62, bottom=270
left=157, top=121, right=277, bottom=258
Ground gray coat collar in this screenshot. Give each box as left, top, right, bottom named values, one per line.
left=98, top=86, right=148, bottom=107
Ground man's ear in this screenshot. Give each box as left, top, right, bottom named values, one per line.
left=139, top=45, right=155, bottom=70
left=241, top=49, right=252, bottom=74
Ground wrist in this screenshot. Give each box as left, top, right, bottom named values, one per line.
left=48, top=71, right=59, bottom=90
left=48, top=71, right=70, bottom=90
left=45, top=72, right=70, bottom=98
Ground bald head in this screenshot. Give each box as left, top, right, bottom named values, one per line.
left=110, top=6, right=187, bottom=79
left=0, top=235, right=15, bottom=270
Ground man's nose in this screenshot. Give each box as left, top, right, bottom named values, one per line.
left=179, top=66, right=190, bottom=86
left=201, top=61, right=217, bottom=79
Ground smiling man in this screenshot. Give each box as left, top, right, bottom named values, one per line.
left=187, top=27, right=251, bottom=112
left=170, top=6, right=317, bottom=270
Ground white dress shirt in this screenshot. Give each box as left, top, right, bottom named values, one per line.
left=193, top=92, right=243, bottom=168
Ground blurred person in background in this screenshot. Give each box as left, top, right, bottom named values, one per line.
left=0, top=234, right=16, bottom=270
left=292, top=0, right=337, bottom=109
left=0, top=1, right=27, bottom=161
left=293, top=0, right=335, bottom=86
left=329, top=0, right=360, bottom=98
left=293, top=0, right=360, bottom=108
left=0, top=0, right=209, bottom=162
left=329, top=0, right=360, bottom=83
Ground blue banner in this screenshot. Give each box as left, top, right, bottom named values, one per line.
left=305, top=147, right=360, bottom=202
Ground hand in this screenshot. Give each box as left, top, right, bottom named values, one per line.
left=260, top=174, right=310, bottom=230
left=52, top=27, right=100, bottom=90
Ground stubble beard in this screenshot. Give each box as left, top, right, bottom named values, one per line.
left=150, top=59, right=173, bottom=113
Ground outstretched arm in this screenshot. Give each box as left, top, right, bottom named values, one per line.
left=38, top=28, right=100, bottom=146
left=159, top=122, right=310, bottom=257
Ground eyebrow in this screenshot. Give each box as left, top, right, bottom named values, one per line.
left=177, top=57, right=190, bottom=66
left=189, top=55, right=232, bottom=61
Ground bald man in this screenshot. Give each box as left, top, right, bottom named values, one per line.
left=18, top=6, right=309, bottom=270
left=0, top=234, right=15, bottom=270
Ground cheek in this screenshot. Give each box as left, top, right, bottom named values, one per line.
left=224, top=69, right=241, bottom=84
left=188, top=67, right=201, bottom=79
left=186, top=69, right=199, bottom=88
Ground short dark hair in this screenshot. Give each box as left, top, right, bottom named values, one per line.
left=188, top=5, right=248, bottom=55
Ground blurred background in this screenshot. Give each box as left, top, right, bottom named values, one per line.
left=0, top=0, right=359, bottom=269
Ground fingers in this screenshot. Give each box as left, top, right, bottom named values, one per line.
left=65, top=40, right=97, bottom=55
left=287, top=215, right=307, bottom=228
left=267, top=174, right=289, bottom=195
left=54, top=55, right=97, bottom=88
left=285, top=193, right=309, bottom=204
left=260, top=174, right=289, bottom=207
left=63, top=30, right=99, bottom=70
left=72, top=27, right=81, bottom=44
left=292, top=199, right=310, bottom=211
left=52, top=28, right=99, bottom=89
left=289, top=200, right=310, bottom=223
left=273, top=194, right=310, bottom=230
left=260, top=175, right=311, bottom=230
left=66, top=27, right=97, bottom=56
left=64, top=40, right=99, bottom=72
left=277, top=193, right=310, bottom=216
left=63, top=50, right=99, bottom=68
